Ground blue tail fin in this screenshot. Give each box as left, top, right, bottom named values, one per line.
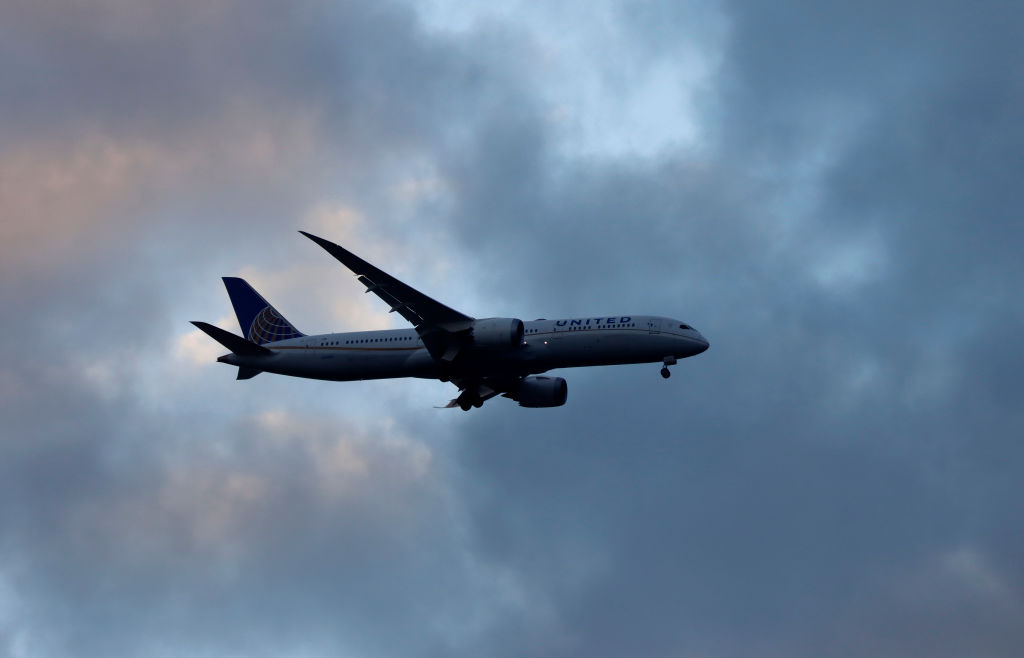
left=222, top=277, right=305, bottom=345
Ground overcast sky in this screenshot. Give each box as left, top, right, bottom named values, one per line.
left=2, top=1, right=1022, bottom=656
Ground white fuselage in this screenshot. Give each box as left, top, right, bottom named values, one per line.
left=218, top=315, right=709, bottom=382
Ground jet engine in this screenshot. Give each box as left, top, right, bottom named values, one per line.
left=516, top=376, right=568, bottom=408
left=471, top=317, right=524, bottom=349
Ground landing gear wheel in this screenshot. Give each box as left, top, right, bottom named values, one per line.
left=457, top=391, right=483, bottom=411
left=661, top=356, right=676, bottom=379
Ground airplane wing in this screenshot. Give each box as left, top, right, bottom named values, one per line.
left=299, top=231, right=474, bottom=331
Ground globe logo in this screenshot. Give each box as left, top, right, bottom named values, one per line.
left=247, top=306, right=301, bottom=344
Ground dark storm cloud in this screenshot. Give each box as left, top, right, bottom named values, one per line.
left=425, top=2, right=1024, bottom=657
left=1, top=0, right=1022, bottom=657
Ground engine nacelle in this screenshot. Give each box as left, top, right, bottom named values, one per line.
left=516, top=376, right=568, bottom=408
left=471, top=317, right=524, bottom=349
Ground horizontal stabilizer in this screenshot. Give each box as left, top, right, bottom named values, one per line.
left=190, top=321, right=272, bottom=356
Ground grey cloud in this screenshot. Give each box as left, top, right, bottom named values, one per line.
left=1, top=368, right=492, bottom=657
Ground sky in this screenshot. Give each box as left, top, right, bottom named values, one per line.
left=1, top=0, right=1022, bottom=656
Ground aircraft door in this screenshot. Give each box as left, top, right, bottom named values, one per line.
left=647, top=319, right=660, bottom=334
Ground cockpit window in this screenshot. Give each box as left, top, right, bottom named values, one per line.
left=679, top=324, right=692, bottom=330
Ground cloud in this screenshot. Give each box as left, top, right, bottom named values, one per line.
left=1, top=0, right=1022, bottom=656
left=0, top=393, right=508, bottom=657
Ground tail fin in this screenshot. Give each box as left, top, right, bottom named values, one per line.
left=190, top=321, right=272, bottom=356
left=222, top=277, right=305, bottom=345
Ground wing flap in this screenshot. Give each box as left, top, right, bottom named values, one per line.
left=438, top=377, right=509, bottom=409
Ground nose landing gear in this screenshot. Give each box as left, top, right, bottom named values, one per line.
left=660, top=355, right=677, bottom=379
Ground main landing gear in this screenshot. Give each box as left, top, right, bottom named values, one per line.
left=457, top=391, right=483, bottom=411
left=660, top=355, right=677, bottom=379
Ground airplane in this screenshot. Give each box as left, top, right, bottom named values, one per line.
left=191, top=231, right=709, bottom=410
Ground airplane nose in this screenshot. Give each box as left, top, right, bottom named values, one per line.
left=697, top=335, right=709, bottom=353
